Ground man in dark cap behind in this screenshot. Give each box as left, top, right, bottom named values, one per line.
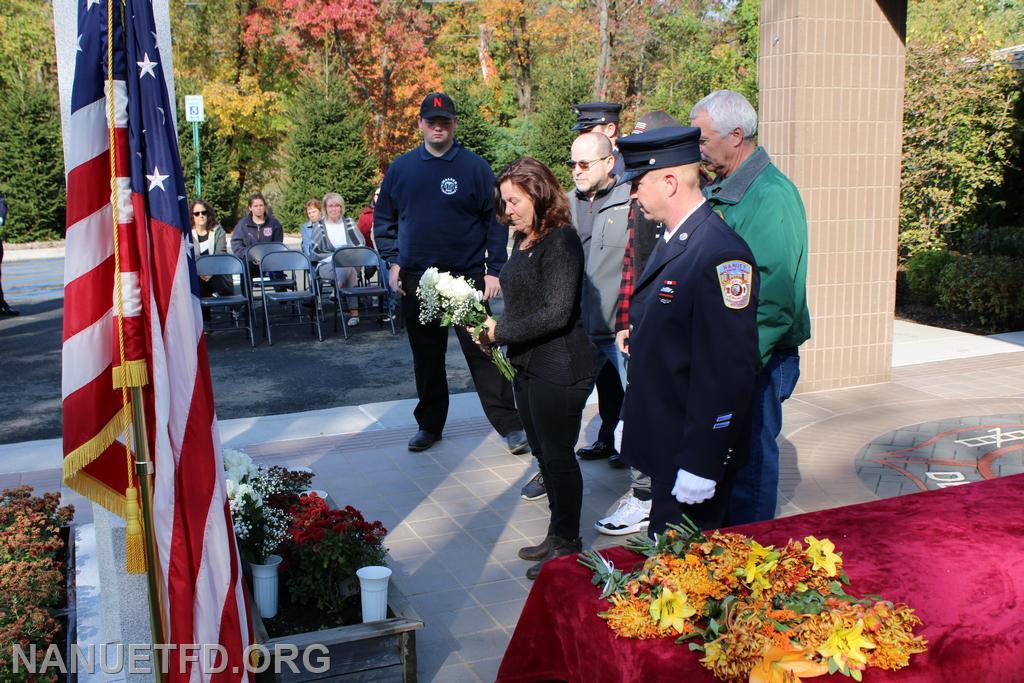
left=617, top=125, right=760, bottom=535
left=572, top=102, right=624, bottom=176
left=375, top=92, right=529, bottom=456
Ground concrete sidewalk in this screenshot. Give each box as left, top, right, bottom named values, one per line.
left=4, top=346, right=1024, bottom=680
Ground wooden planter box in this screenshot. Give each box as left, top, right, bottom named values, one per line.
left=250, top=572, right=423, bottom=682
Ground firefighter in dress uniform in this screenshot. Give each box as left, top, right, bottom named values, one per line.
left=616, top=126, right=761, bottom=535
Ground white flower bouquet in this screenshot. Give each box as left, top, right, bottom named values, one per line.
left=222, top=450, right=312, bottom=564
left=416, top=267, right=516, bottom=380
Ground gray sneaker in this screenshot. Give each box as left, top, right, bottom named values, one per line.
left=520, top=471, right=547, bottom=500
left=505, top=429, right=531, bottom=455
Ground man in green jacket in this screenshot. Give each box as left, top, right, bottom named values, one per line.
left=690, top=90, right=810, bottom=525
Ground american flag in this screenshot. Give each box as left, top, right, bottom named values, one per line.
left=60, top=0, right=253, bottom=679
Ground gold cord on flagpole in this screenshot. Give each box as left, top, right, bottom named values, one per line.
left=105, top=0, right=148, bottom=577
left=104, top=4, right=167, bottom=679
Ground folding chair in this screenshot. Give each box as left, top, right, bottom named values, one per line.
left=257, top=250, right=323, bottom=345
left=332, top=246, right=398, bottom=339
left=245, top=242, right=297, bottom=325
left=196, top=254, right=255, bottom=346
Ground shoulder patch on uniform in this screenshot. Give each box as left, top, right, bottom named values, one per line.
left=716, top=260, right=752, bottom=309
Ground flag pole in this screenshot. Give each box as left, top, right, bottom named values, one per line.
left=129, top=386, right=168, bottom=683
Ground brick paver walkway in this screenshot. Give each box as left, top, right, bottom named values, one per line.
left=9, top=349, right=1024, bottom=680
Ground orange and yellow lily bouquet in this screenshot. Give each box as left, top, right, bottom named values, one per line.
left=579, top=518, right=927, bottom=682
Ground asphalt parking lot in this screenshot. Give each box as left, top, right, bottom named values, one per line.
left=0, top=257, right=478, bottom=444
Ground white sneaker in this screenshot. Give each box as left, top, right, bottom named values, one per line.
left=347, top=316, right=360, bottom=327
left=595, top=494, right=651, bottom=536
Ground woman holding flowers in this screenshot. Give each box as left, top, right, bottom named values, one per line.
left=474, top=158, right=597, bottom=580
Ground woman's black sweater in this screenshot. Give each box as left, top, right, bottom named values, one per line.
left=493, top=226, right=596, bottom=384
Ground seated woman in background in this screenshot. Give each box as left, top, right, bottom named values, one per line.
left=304, top=192, right=363, bottom=327
left=231, top=191, right=284, bottom=275
left=190, top=199, right=233, bottom=298
left=474, top=158, right=596, bottom=580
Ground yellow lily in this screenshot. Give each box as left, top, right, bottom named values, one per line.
left=739, top=541, right=778, bottom=596
left=817, top=619, right=876, bottom=670
left=749, top=645, right=829, bottom=683
left=648, top=586, right=696, bottom=634
left=804, top=536, right=842, bottom=577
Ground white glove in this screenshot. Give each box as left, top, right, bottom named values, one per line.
left=671, top=468, right=716, bottom=505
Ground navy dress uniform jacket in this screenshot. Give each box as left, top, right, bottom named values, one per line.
left=620, top=202, right=760, bottom=486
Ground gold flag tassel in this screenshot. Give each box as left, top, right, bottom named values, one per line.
left=125, top=485, right=147, bottom=573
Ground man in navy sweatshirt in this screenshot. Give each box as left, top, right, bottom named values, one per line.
left=375, top=92, right=529, bottom=455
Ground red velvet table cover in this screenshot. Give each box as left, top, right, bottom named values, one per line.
left=497, top=474, right=1024, bottom=682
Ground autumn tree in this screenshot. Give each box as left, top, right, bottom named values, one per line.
left=257, top=0, right=441, bottom=167
left=171, top=0, right=290, bottom=217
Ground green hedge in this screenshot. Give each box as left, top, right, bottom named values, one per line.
left=936, top=253, right=1024, bottom=330
left=0, top=82, right=65, bottom=243
left=905, top=249, right=955, bottom=304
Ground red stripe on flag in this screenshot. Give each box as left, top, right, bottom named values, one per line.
left=62, top=254, right=114, bottom=341
left=65, top=129, right=129, bottom=228
left=62, top=371, right=123, bottom=453
left=146, top=213, right=186, bottom=328
left=166, top=339, right=219, bottom=682
left=211, top=500, right=251, bottom=683
left=66, top=154, right=114, bottom=228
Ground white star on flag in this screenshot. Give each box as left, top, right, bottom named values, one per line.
left=86, top=0, right=99, bottom=8
left=146, top=166, right=169, bottom=191
left=137, top=52, right=158, bottom=79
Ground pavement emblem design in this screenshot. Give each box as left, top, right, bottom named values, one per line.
left=855, top=414, right=1024, bottom=498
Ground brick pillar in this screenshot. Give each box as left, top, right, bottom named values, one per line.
left=759, top=0, right=907, bottom=392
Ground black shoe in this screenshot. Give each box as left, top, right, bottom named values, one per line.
left=607, top=452, right=626, bottom=469
left=407, top=430, right=441, bottom=452
left=0, top=301, right=20, bottom=317
left=517, top=536, right=554, bottom=562
left=505, top=429, right=531, bottom=455
left=576, top=440, right=617, bottom=460
left=526, top=536, right=582, bottom=580
left=520, top=471, right=547, bottom=500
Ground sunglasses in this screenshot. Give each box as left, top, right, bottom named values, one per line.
left=564, top=155, right=611, bottom=171
left=192, top=210, right=208, bottom=216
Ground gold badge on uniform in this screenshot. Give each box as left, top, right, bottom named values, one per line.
left=716, top=260, right=752, bottom=309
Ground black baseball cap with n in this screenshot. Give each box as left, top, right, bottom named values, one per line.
left=617, top=125, right=702, bottom=184
left=420, top=92, right=457, bottom=120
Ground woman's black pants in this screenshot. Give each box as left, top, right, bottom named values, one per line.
left=514, top=372, right=591, bottom=540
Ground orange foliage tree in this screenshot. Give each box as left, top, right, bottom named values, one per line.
left=251, top=0, right=441, bottom=167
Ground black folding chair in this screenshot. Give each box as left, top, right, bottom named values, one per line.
left=245, top=242, right=297, bottom=326
left=257, top=250, right=323, bottom=345
left=332, top=246, right=397, bottom=339
left=196, top=254, right=255, bottom=346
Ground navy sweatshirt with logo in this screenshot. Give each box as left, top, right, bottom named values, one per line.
left=374, top=142, right=509, bottom=277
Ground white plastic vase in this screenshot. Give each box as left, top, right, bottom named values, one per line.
left=250, top=554, right=283, bottom=619
left=356, top=565, right=392, bottom=623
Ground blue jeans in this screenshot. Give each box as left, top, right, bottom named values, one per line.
left=727, top=348, right=801, bottom=525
